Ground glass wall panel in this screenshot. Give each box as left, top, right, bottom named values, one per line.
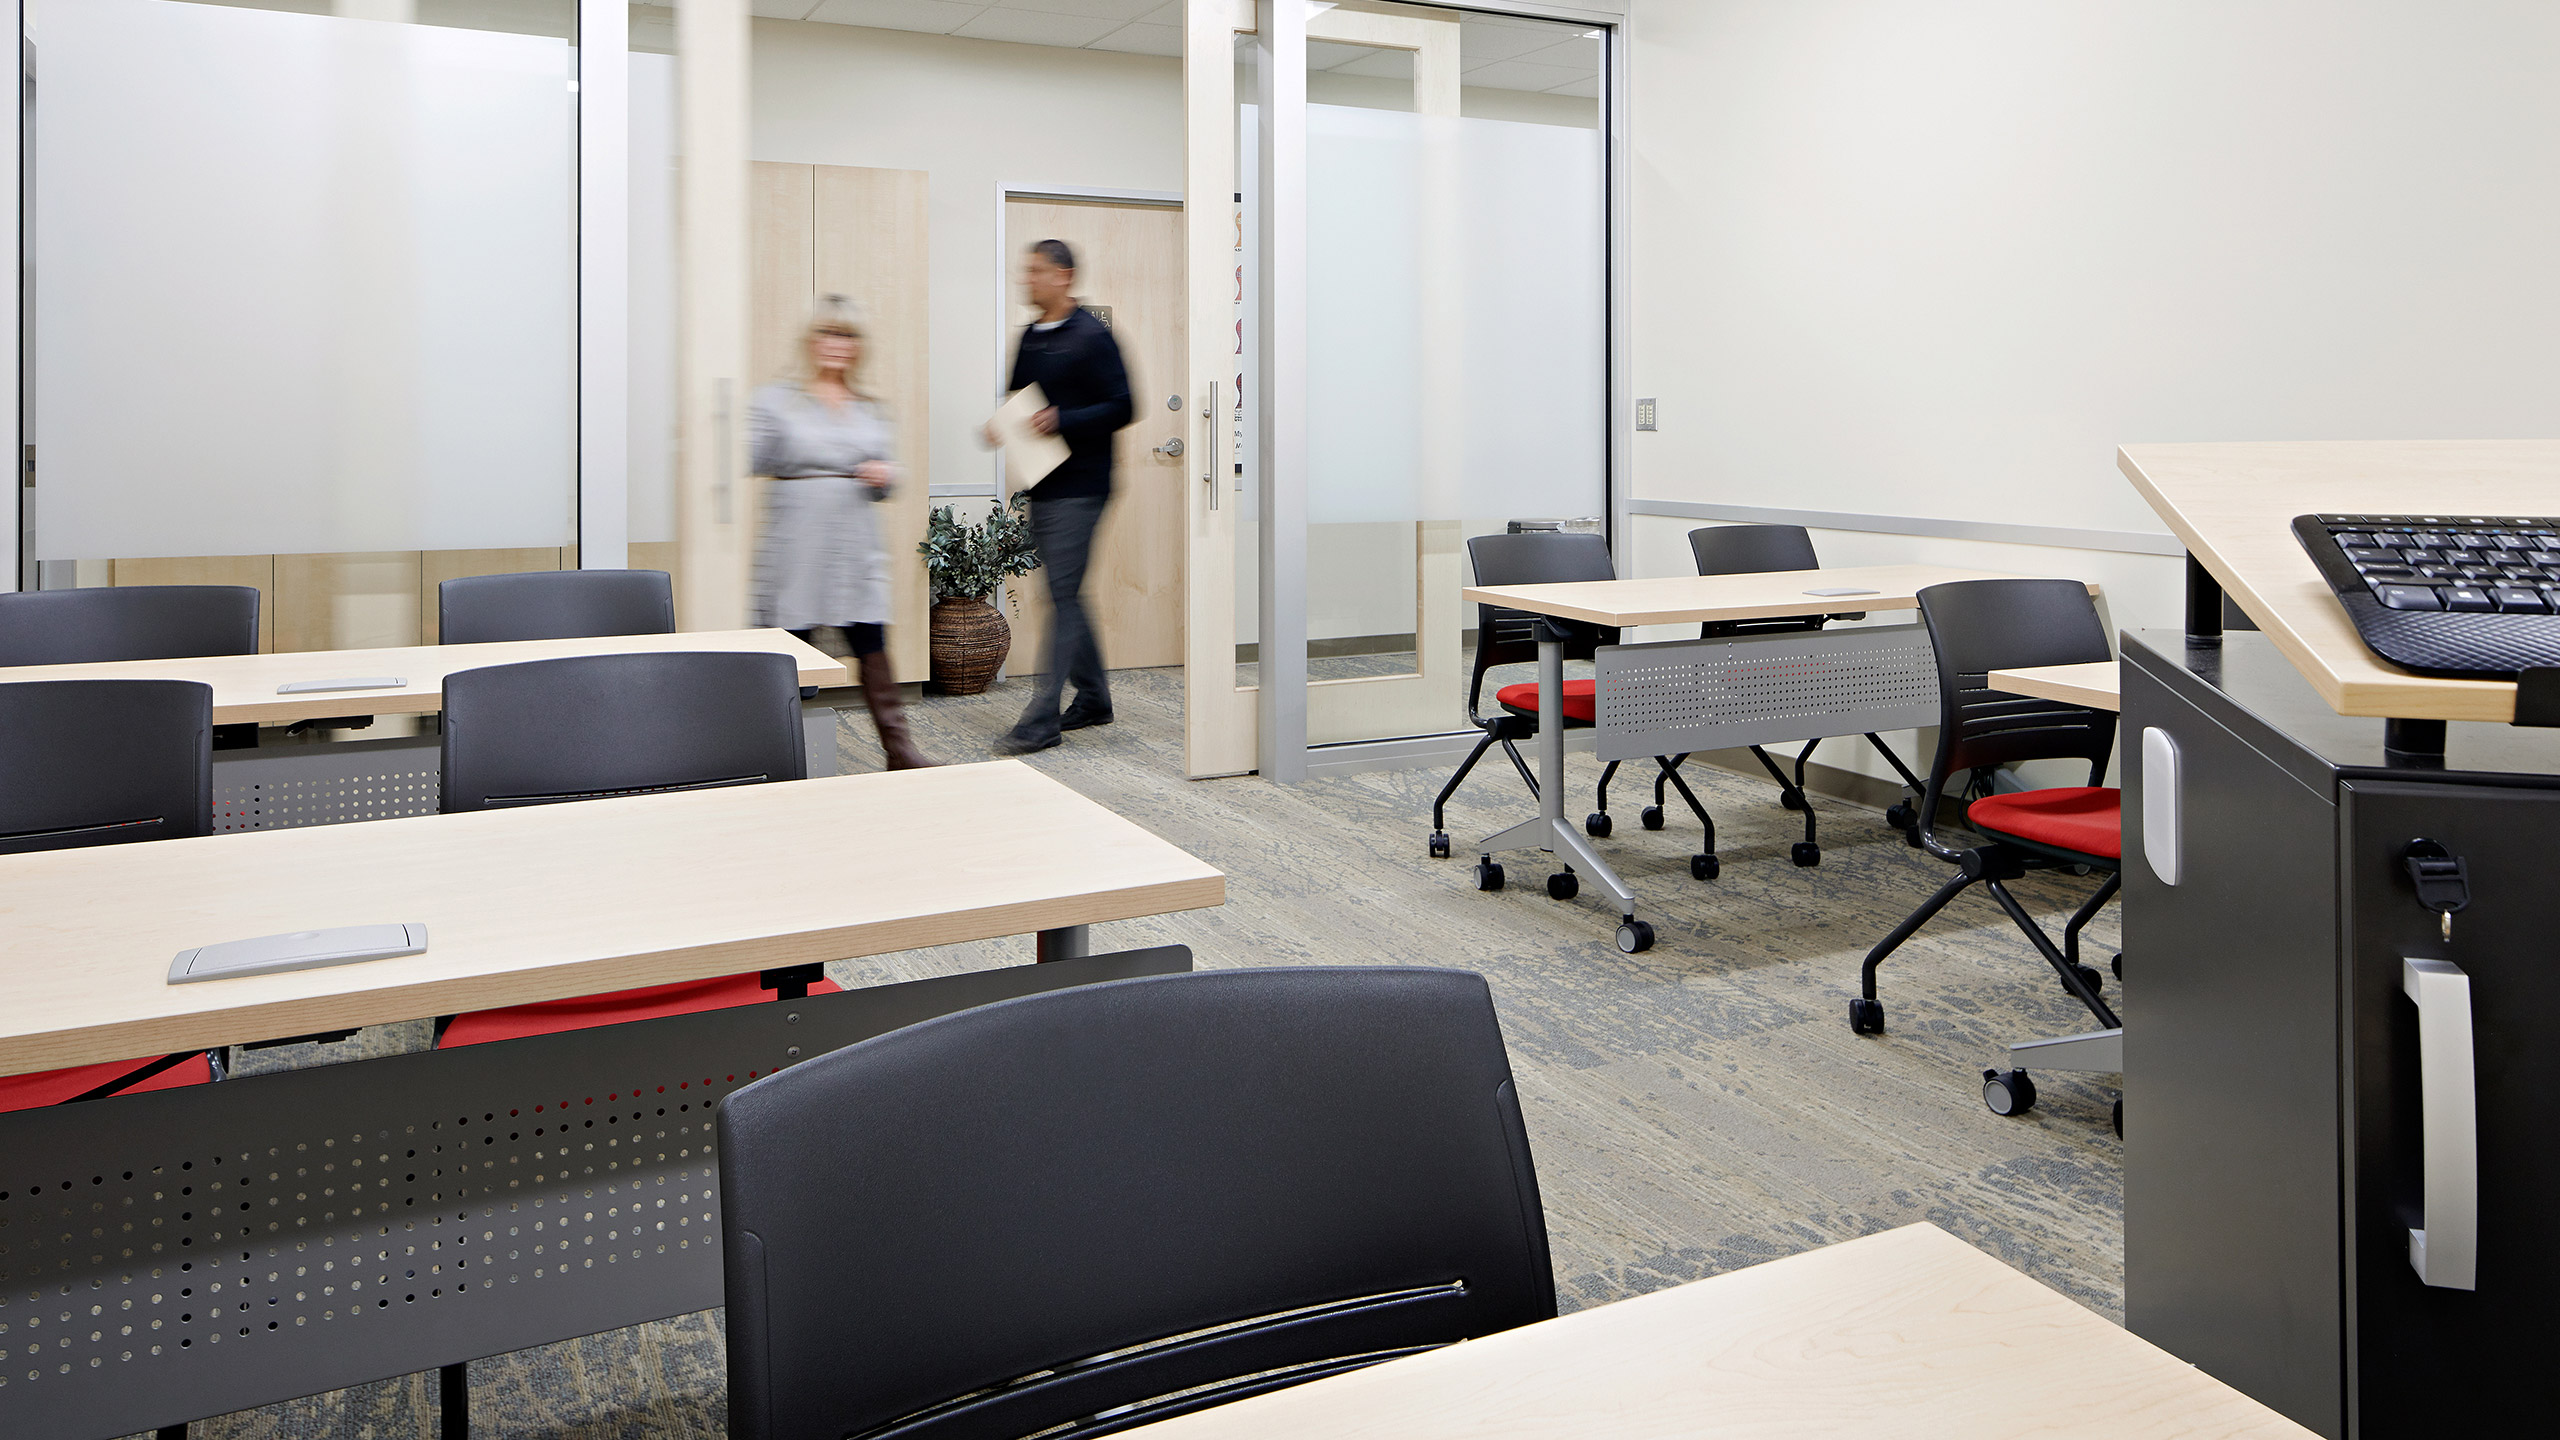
left=28, top=0, right=576, bottom=650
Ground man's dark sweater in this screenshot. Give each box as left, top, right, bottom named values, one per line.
left=1006, top=307, right=1133, bottom=501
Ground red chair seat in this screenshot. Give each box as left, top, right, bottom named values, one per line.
left=1967, top=786, right=2121, bottom=860
left=0, top=1052, right=213, bottom=1115
left=438, top=971, right=844, bottom=1049
left=1495, top=679, right=1595, bottom=723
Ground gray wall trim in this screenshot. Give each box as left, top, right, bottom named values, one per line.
left=1624, top=497, right=2186, bottom=558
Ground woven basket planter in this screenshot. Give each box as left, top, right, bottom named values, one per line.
left=929, top=596, right=1011, bottom=694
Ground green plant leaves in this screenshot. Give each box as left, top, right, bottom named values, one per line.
left=919, top=493, right=1043, bottom=602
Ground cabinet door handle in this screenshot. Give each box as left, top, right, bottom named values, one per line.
left=2403, top=956, right=2478, bottom=1290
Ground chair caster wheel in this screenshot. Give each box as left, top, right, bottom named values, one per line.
left=1615, top=919, right=1655, bottom=954
left=1584, top=811, right=1612, bottom=838
left=1639, top=805, right=1665, bottom=831
left=2069, top=964, right=2104, bottom=996
left=1791, top=842, right=1821, bottom=867
left=1428, top=831, right=1451, bottom=859
left=1474, top=860, right=1505, bottom=892
left=1983, top=1068, right=2038, bottom=1116
left=1780, top=790, right=1807, bottom=812
left=1547, top=870, right=1579, bottom=901
left=1847, top=997, right=1884, bottom=1034
left=2113, top=1097, right=2123, bottom=1139
left=1691, top=853, right=1719, bottom=881
left=2111, top=952, right=2123, bottom=980
left=1886, top=801, right=1916, bottom=830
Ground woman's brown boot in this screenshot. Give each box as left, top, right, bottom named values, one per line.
left=859, top=649, right=937, bottom=770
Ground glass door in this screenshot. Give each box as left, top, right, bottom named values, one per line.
left=1185, top=0, right=1610, bottom=777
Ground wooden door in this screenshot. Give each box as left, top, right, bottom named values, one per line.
left=748, top=161, right=931, bottom=679
left=1001, top=196, right=1187, bottom=674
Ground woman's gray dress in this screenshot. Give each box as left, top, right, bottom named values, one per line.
left=749, top=382, right=895, bottom=631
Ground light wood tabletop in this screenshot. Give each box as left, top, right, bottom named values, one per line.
left=1989, top=660, right=2121, bottom=711
left=1464, top=565, right=2098, bottom=629
left=0, top=628, right=851, bottom=726
left=2120, top=439, right=2560, bottom=723
left=0, top=761, right=1224, bottom=1078
left=1127, top=1223, right=2315, bottom=1440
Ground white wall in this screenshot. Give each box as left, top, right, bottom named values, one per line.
left=1629, top=0, right=2560, bottom=782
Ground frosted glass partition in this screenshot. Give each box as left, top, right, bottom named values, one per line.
left=628, top=51, right=680, bottom=549
left=1237, top=103, right=1605, bottom=657
left=34, top=0, right=575, bottom=560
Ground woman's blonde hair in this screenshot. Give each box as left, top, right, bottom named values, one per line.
left=804, top=293, right=873, bottom=397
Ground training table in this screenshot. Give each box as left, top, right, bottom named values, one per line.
left=1990, top=660, right=2122, bottom=711
left=0, top=629, right=852, bottom=832
left=0, top=761, right=1224, bottom=1440
left=1460, top=565, right=2099, bottom=952
left=1122, top=1222, right=2316, bottom=1440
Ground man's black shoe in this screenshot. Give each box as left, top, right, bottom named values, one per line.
left=1059, top=709, right=1115, bottom=732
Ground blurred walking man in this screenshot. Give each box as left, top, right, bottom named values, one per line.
left=992, top=238, right=1132, bottom=755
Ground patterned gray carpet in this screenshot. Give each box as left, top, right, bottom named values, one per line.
left=153, top=665, right=2125, bottom=1439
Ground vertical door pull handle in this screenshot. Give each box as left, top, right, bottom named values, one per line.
left=2403, top=956, right=2478, bottom=1290
left=1202, top=379, right=1220, bottom=511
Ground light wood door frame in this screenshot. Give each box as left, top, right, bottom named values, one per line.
left=998, top=190, right=1189, bottom=676
left=1184, top=0, right=1463, bottom=777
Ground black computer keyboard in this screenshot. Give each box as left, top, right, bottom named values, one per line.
left=2294, top=514, right=2560, bottom=678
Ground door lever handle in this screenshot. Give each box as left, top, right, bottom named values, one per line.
left=1154, top=437, right=1185, bottom=459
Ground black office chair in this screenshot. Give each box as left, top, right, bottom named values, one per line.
left=436, top=650, right=832, bottom=1046
left=1849, top=579, right=2121, bottom=1049
left=0, top=679, right=219, bottom=1109
left=436, top=568, right=674, bottom=645
left=1430, top=532, right=1722, bottom=885
left=0, top=584, right=259, bottom=666
left=719, top=966, right=1555, bottom=1440
left=1622, top=526, right=1927, bottom=866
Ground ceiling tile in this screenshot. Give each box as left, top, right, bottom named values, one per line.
left=1457, top=16, right=1571, bottom=65
left=998, top=0, right=1165, bottom=20
left=1504, top=36, right=1602, bottom=72
left=803, top=0, right=987, bottom=33
left=1135, top=0, right=1185, bottom=22
left=952, top=6, right=1120, bottom=44
left=752, top=0, right=825, bottom=20
left=1458, top=58, right=1586, bottom=93
left=1304, top=39, right=1379, bottom=70
left=1328, top=48, right=1412, bottom=81
left=1542, top=74, right=1601, bottom=99
left=1087, top=21, right=1184, bottom=56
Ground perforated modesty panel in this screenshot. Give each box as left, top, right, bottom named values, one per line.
left=0, top=947, right=1190, bottom=1440
left=211, top=738, right=440, bottom=832
left=1592, top=624, right=1942, bottom=763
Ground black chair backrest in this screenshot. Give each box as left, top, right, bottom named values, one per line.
left=1914, top=578, right=2116, bottom=826
left=719, top=966, right=1555, bottom=1440
left=1465, top=532, right=1620, bottom=714
left=0, top=680, right=213, bottom=855
left=1688, top=524, right=1827, bottom=638
left=437, top=569, right=674, bottom=645
left=0, top=586, right=259, bottom=667
left=439, top=651, right=802, bottom=812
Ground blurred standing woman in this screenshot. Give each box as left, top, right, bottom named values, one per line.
left=751, top=295, right=934, bottom=770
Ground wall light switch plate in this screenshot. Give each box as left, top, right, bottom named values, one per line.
left=1635, top=398, right=1657, bottom=431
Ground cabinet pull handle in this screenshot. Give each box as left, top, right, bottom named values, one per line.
left=2403, top=956, right=2478, bottom=1290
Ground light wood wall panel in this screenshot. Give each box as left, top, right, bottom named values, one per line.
left=110, top=555, right=277, bottom=654
left=676, top=0, right=754, bottom=632
left=815, top=165, right=931, bottom=678
left=1003, top=196, right=1187, bottom=674
left=273, top=551, right=423, bottom=654
left=418, top=548, right=564, bottom=644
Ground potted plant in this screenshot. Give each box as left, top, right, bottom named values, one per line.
left=918, top=494, right=1042, bottom=694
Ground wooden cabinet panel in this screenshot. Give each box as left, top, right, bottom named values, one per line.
left=273, top=551, right=423, bottom=653
left=110, top=555, right=277, bottom=653
left=418, top=548, right=564, bottom=644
